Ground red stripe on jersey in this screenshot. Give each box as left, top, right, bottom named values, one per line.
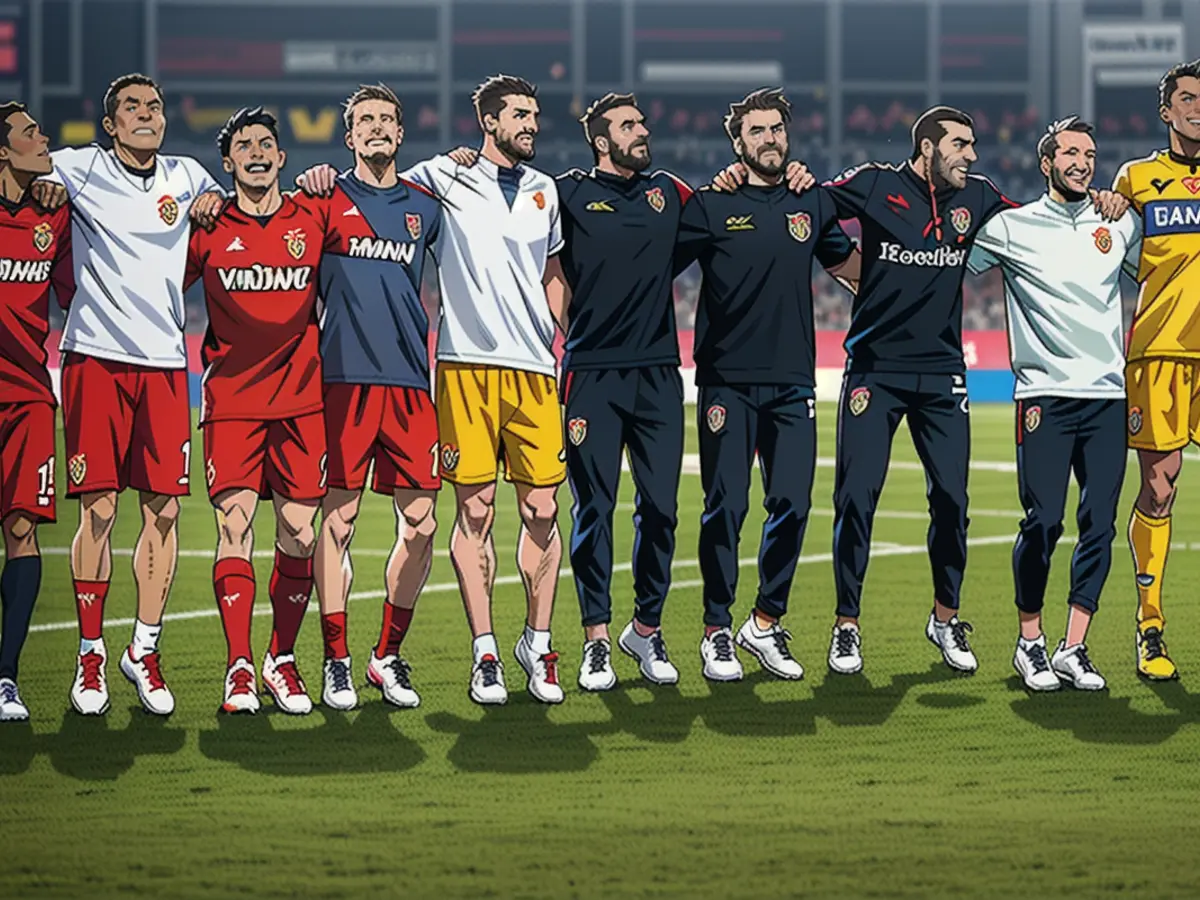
left=400, top=177, right=436, bottom=199
left=1016, top=400, right=1023, bottom=446
left=658, top=170, right=693, bottom=204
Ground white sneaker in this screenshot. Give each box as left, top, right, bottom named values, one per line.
left=828, top=623, right=863, bottom=675
left=700, top=628, right=743, bottom=682
left=736, top=616, right=804, bottom=680
left=469, top=654, right=509, bottom=706
left=618, top=622, right=680, bottom=685
left=0, top=678, right=29, bottom=722
left=578, top=639, right=618, bottom=692
left=322, top=656, right=358, bottom=710
left=119, top=645, right=176, bottom=715
left=221, top=659, right=261, bottom=714
left=262, top=652, right=314, bottom=715
left=70, top=639, right=110, bottom=716
left=514, top=635, right=565, bottom=704
left=367, top=653, right=421, bottom=708
left=1012, top=636, right=1061, bottom=692
left=1052, top=641, right=1107, bottom=691
left=925, top=613, right=979, bottom=673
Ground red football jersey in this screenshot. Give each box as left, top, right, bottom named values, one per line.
left=0, top=199, right=72, bottom=405
left=187, top=195, right=333, bottom=423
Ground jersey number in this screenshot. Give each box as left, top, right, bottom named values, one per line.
left=37, top=456, right=55, bottom=507
left=178, top=440, right=191, bottom=486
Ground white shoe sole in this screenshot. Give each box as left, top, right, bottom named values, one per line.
left=119, top=653, right=175, bottom=716
left=70, top=690, right=110, bottom=716
left=0, top=709, right=29, bottom=722
left=616, top=633, right=677, bottom=685
left=1054, top=672, right=1107, bottom=691
left=926, top=629, right=978, bottom=674
left=577, top=673, right=617, bottom=692
left=1013, top=662, right=1061, bottom=692
left=468, top=686, right=508, bottom=706
left=220, top=699, right=260, bottom=714
left=263, top=683, right=313, bottom=716
left=366, top=669, right=421, bottom=708
left=701, top=663, right=743, bottom=683
left=514, top=645, right=565, bottom=705
left=323, top=693, right=358, bottom=711
left=736, top=633, right=804, bottom=681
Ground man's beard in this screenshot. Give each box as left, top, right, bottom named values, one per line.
left=1050, top=165, right=1089, bottom=202
left=932, top=149, right=965, bottom=187
left=741, top=143, right=788, bottom=178
left=497, top=130, right=536, bottom=162
left=359, top=146, right=396, bottom=168
left=610, top=138, right=652, bottom=173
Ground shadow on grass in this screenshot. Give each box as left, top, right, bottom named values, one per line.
left=36, top=707, right=188, bottom=781
left=1009, top=677, right=1200, bottom=745
left=197, top=702, right=426, bottom=775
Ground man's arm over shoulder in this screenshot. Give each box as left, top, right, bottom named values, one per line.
left=821, top=162, right=881, bottom=220
left=543, top=175, right=564, bottom=256
left=47, top=145, right=103, bottom=194
left=400, top=155, right=453, bottom=196
left=972, top=173, right=1020, bottom=226
left=181, top=156, right=226, bottom=197
left=1112, top=155, right=1152, bottom=211
left=50, top=207, right=75, bottom=308
left=673, top=189, right=711, bottom=276
left=184, top=223, right=208, bottom=291
left=1121, top=207, right=1144, bottom=281
left=966, top=209, right=1012, bottom=275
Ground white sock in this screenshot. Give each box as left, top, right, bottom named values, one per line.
left=79, top=636, right=105, bottom=656
left=525, top=625, right=551, bottom=656
left=130, top=619, right=162, bottom=661
left=1018, top=634, right=1044, bottom=648
left=473, top=633, right=499, bottom=663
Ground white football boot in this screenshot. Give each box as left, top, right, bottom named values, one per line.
left=367, top=653, right=421, bottom=708
left=578, top=639, right=618, bottom=692
left=469, top=654, right=509, bottom=706
left=700, top=627, right=744, bottom=682
left=618, top=622, right=680, bottom=685
left=70, top=639, right=110, bottom=716
left=119, top=645, right=176, bottom=715
left=735, top=616, right=804, bottom=680
left=1012, top=635, right=1061, bottom=692
left=0, top=678, right=30, bottom=722
left=221, top=659, right=261, bottom=714
left=322, top=656, right=359, bottom=711
left=262, top=652, right=314, bottom=715
left=925, top=613, right=979, bottom=673
left=1051, top=641, right=1107, bottom=691
left=514, top=634, right=565, bottom=704
left=828, top=623, right=863, bottom=675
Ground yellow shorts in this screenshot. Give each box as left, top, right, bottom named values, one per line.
left=1125, top=358, right=1200, bottom=451
left=435, top=362, right=566, bottom=487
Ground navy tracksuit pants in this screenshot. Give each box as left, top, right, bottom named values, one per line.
left=833, top=372, right=971, bottom=619
left=698, top=384, right=817, bottom=628
left=1013, top=397, right=1126, bottom=614
left=563, top=366, right=683, bottom=628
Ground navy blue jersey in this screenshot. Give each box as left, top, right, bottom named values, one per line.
left=556, top=168, right=692, bottom=370
left=823, top=163, right=1014, bottom=374
left=675, top=184, right=854, bottom=387
left=317, top=171, right=442, bottom=388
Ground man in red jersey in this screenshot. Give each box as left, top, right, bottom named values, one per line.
left=0, top=103, right=72, bottom=721
left=186, top=108, right=334, bottom=715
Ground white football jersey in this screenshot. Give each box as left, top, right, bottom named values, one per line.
left=968, top=193, right=1141, bottom=400
left=402, top=155, right=563, bottom=376
left=50, top=145, right=221, bottom=368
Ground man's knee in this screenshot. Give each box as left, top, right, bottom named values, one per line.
left=457, top=485, right=497, bottom=535
left=928, top=486, right=968, bottom=529
left=217, top=502, right=254, bottom=547
left=3, top=513, right=37, bottom=556
left=1019, top=511, right=1065, bottom=554
left=321, top=494, right=361, bottom=551
left=277, top=502, right=319, bottom=556
left=518, top=486, right=558, bottom=532
left=144, top=493, right=181, bottom=527
left=399, top=494, right=437, bottom=543
left=80, top=491, right=118, bottom=538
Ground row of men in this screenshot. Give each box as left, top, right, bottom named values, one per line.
left=0, top=62, right=1195, bottom=722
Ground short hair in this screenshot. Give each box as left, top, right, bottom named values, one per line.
left=580, top=92, right=639, bottom=159
left=0, top=100, right=28, bottom=148
left=909, top=106, right=974, bottom=161
left=342, top=83, right=403, bottom=132
left=1036, top=116, right=1095, bottom=161
left=1160, top=59, right=1200, bottom=109
left=216, top=107, right=280, bottom=158
left=472, top=74, right=538, bottom=124
left=102, top=73, right=162, bottom=122
left=723, top=88, right=792, bottom=144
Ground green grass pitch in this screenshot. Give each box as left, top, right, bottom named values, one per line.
left=3, top=403, right=1200, bottom=898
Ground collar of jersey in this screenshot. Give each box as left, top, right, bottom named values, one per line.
left=737, top=181, right=790, bottom=201
left=1038, top=192, right=1090, bottom=220
left=342, top=170, right=409, bottom=198
left=899, top=161, right=961, bottom=199
left=474, top=155, right=525, bottom=183
left=224, top=193, right=298, bottom=224
left=1166, top=148, right=1200, bottom=170
left=590, top=168, right=647, bottom=191
left=108, top=148, right=160, bottom=188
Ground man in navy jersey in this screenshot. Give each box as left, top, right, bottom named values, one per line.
left=676, top=89, right=859, bottom=682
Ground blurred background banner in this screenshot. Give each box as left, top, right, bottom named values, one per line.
left=12, top=0, right=1194, bottom=401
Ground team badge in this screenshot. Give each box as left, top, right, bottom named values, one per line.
left=1183, top=177, right=1200, bottom=195
left=284, top=228, right=306, bottom=260
left=157, top=194, right=179, bottom=226
left=1024, top=404, right=1042, bottom=433
left=567, top=417, right=588, bottom=446
left=68, top=453, right=87, bottom=486
left=848, top=386, right=871, bottom=416
left=786, top=212, right=812, bottom=242
left=1093, top=226, right=1112, bottom=254
left=533, top=191, right=546, bottom=210
left=706, top=403, right=726, bottom=433
left=1129, top=406, right=1143, bottom=435
left=949, top=206, right=972, bottom=234
left=645, top=187, right=666, bottom=213
left=32, top=222, right=54, bottom=253
left=405, top=213, right=422, bottom=241
left=441, top=444, right=460, bottom=471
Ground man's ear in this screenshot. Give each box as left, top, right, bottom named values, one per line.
left=396, top=124, right=405, bottom=147
left=1160, top=104, right=1172, bottom=126
left=481, top=113, right=497, bottom=136
left=732, top=137, right=744, bottom=158
left=277, top=148, right=287, bottom=172
left=102, top=116, right=116, bottom=138
left=594, top=134, right=609, bottom=157
left=1039, top=156, right=1051, bottom=179
left=222, top=157, right=233, bottom=174
left=344, top=130, right=354, bottom=152
left=921, top=137, right=935, bottom=161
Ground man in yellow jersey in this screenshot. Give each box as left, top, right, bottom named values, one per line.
left=1114, top=59, right=1200, bottom=681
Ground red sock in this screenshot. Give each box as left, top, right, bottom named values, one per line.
left=268, top=550, right=312, bottom=657
left=73, top=580, right=109, bottom=642
left=375, top=603, right=414, bottom=658
left=214, top=558, right=256, bottom=666
left=321, top=612, right=349, bottom=659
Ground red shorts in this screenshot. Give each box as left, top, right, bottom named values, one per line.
left=61, top=354, right=192, bottom=498
left=203, top=412, right=327, bottom=502
left=0, top=401, right=57, bottom=523
left=324, top=384, right=440, bottom=494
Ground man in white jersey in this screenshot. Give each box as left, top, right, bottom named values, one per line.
left=299, top=75, right=566, bottom=706
left=37, top=73, right=224, bottom=716
left=968, top=117, right=1140, bottom=692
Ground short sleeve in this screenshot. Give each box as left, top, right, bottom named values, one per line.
left=1113, top=161, right=1140, bottom=211
left=821, top=164, right=879, bottom=219
left=976, top=175, right=1020, bottom=226
left=185, top=157, right=225, bottom=197
left=546, top=181, right=564, bottom=256
left=400, top=155, right=449, bottom=196
left=966, top=214, right=1009, bottom=275
left=1122, top=210, right=1144, bottom=281
left=47, top=146, right=103, bottom=196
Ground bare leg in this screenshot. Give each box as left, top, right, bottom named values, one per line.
left=133, top=492, right=180, bottom=626
left=450, top=482, right=497, bottom=637
left=71, top=490, right=117, bottom=582
left=386, top=489, right=438, bottom=611
left=214, top=489, right=258, bottom=563
left=514, top=483, right=561, bottom=631
left=314, top=488, right=362, bottom=616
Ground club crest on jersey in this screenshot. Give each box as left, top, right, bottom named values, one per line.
left=706, top=403, right=726, bottom=433
left=646, top=187, right=666, bottom=213
left=157, top=194, right=179, bottom=226
left=68, top=453, right=87, bottom=486
left=1093, top=226, right=1112, bottom=254
left=32, top=222, right=54, bottom=253
left=284, top=228, right=306, bottom=260
left=1183, top=177, right=1200, bottom=195
left=441, top=444, right=460, bottom=471
left=786, top=212, right=812, bottom=242
left=949, top=207, right=972, bottom=234
left=1129, top=406, right=1143, bottom=435
left=1024, top=405, right=1042, bottom=433
left=848, top=386, right=871, bottom=416
left=405, top=212, right=422, bottom=241
left=567, top=417, right=588, bottom=446
left=533, top=191, right=546, bottom=210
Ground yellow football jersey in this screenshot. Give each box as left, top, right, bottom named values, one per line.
left=1116, top=150, right=1200, bottom=361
